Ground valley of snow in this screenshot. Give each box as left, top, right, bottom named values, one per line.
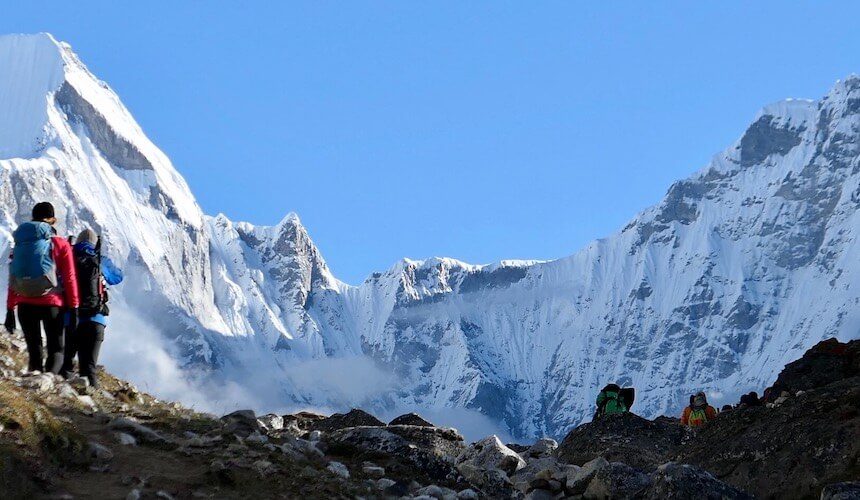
left=1, top=33, right=858, bottom=440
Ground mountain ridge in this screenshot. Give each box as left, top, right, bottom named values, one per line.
left=1, top=33, right=858, bottom=440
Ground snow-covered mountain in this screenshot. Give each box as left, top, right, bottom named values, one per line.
left=2, top=33, right=859, bottom=439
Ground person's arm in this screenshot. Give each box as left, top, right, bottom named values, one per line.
left=53, top=237, right=79, bottom=308
left=101, top=256, right=124, bottom=286
left=707, top=406, right=718, bottom=420
left=681, top=407, right=690, bottom=425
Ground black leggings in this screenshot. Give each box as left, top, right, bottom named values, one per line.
left=64, top=321, right=104, bottom=382
left=17, top=304, right=64, bottom=373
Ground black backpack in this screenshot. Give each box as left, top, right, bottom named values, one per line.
left=74, top=240, right=109, bottom=318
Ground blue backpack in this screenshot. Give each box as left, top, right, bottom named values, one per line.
left=10, top=221, right=58, bottom=297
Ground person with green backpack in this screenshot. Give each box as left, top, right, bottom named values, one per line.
left=594, top=383, right=635, bottom=419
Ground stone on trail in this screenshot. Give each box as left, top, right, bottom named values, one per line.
left=88, top=441, right=114, bottom=461
left=376, top=478, right=397, bottom=490
left=361, top=462, right=385, bottom=478
left=456, top=435, right=526, bottom=475
left=641, top=462, right=752, bottom=499
left=326, top=461, right=350, bottom=479
left=57, top=383, right=79, bottom=399
left=108, top=417, right=167, bottom=443
left=220, top=409, right=260, bottom=437
left=23, top=373, right=54, bottom=392
left=115, top=432, right=137, bottom=446
left=70, top=376, right=90, bottom=393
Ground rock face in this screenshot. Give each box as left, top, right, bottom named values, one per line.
left=678, top=340, right=860, bottom=499
left=556, top=413, right=689, bottom=471
left=763, top=337, right=860, bottom=401
left=554, top=339, right=860, bottom=499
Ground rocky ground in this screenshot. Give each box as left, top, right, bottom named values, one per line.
left=0, top=334, right=857, bottom=499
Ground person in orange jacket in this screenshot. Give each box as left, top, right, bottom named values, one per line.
left=681, top=391, right=718, bottom=427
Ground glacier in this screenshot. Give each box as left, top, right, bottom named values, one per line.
left=1, top=33, right=859, bottom=439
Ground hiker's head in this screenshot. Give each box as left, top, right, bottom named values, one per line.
left=77, top=228, right=99, bottom=247
left=603, top=383, right=621, bottom=393
left=694, top=391, right=707, bottom=407
left=31, top=202, right=56, bottom=225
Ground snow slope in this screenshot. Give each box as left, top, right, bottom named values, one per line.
left=2, top=33, right=858, bottom=439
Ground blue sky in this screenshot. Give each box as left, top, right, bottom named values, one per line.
left=3, top=2, right=860, bottom=283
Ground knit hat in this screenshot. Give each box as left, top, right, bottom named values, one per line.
left=76, top=228, right=99, bottom=246
left=31, top=202, right=55, bottom=221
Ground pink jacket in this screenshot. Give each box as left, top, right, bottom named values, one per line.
left=7, top=236, right=80, bottom=309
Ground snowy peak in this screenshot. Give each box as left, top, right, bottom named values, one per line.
left=0, top=33, right=201, bottom=227
left=0, top=33, right=65, bottom=158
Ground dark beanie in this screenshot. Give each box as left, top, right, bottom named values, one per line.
left=32, top=202, right=55, bottom=221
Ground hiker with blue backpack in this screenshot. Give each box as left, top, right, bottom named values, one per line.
left=60, top=228, right=123, bottom=388
left=6, top=202, right=80, bottom=373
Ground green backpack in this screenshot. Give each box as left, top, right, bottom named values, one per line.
left=596, top=389, right=628, bottom=417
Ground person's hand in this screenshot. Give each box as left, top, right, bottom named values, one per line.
left=67, top=308, right=78, bottom=331
left=3, top=308, right=15, bottom=333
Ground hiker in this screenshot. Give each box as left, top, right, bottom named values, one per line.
left=737, top=391, right=762, bottom=408
left=594, top=383, right=635, bottom=418
left=7, top=202, right=79, bottom=373
left=60, top=229, right=123, bottom=388
left=681, top=391, right=718, bottom=427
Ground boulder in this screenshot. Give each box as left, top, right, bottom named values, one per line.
left=324, top=425, right=465, bottom=482
left=523, top=438, right=558, bottom=459
left=457, top=464, right=513, bottom=497
left=641, top=462, right=751, bottom=499
left=388, top=412, right=434, bottom=427
left=456, top=435, right=526, bottom=476
left=566, top=457, right=609, bottom=495
left=282, top=411, right=327, bottom=432
left=583, top=462, right=651, bottom=499
left=677, top=375, right=860, bottom=498
left=524, top=489, right=554, bottom=500
left=311, top=409, right=385, bottom=432
left=764, top=338, right=860, bottom=402
left=257, top=413, right=284, bottom=432
left=821, top=482, right=860, bottom=500
left=220, top=409, right=260, bottom=437
left=557, top=412, right=688, bottom=471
